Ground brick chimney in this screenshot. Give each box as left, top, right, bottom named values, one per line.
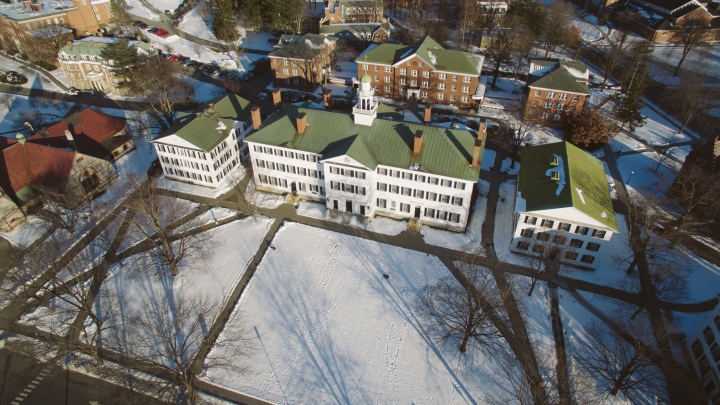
left=66, top=40, right=73, bottom=50
left=479, top=118, right=486, bottom=135
left=64, top=129, right=74, bottom=141
left=272, top=89, right=281, bottom=110
left=250, top=106, right=262, bottom=130
left=472, top=138, right=482, bottom=167
left=30, top=3, right=42, bottom=11
left=88, top=40, right=95, bottom=47
left=423, top=104, right=432, bottom=124
left=413, top=130, right=423, bottom=154
left=323, top=89, right=332, bottom=109
left=297, top=112, right=307, bottom=135
left=21, top=0, right=31, bottom=9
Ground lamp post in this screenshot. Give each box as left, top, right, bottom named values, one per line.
left=626, top=171, right=634, bottom=185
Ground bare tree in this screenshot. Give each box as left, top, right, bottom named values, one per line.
left=521, top=229, right=569, bottom=296
left=35, top=192, right=84, bottom=234
left=541, top=2, right=575, bottom=58
left=129, top=58, right=195, bottom=129
left=666, top=71, right=720, bottom=136
left=666, top=165, right=720, bottom=233
left=486, top=347, right=559, bottom=405
left=123, top=183, right=209, bottom=276
left=121, top=294, right=254, bottom=404
left=499, top=109, right=534, bottom=169
left=0, top=93, right=16, bottom=111
left=288, top=0, right=307, bottom=34
left=575, top=321, right=667, bottom=402
left=418, top=259, right=506, bottom=355
left=228, top=166, right=269, bottom=223
left=671, top=15, right=712, bottom=76
left=487, top=28, right=517, bottom=90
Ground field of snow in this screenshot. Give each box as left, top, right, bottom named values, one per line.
left=205, top=222, right=500, bottom=404
left=421, top=179, right=489, bottom=254
left=177, top=0, right=214, bottom=40
left=125, top=0, right=161, bottom=21
left=0, top=55, right=62, bottom=91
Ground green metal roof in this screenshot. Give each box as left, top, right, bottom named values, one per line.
left=356, top=36, right=482, bottom=75
left=527, top=59, right=591, bottom=94
left=360, top=73, right=371, bottom=83
left=519, top=142, right=618, bottom=231
left=153, top=94, right=257, bottom=152
left=246, top=104, right=483, bottom=182
left=269, top=34, right=336, bottom=59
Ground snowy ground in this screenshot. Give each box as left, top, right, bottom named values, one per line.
left=0, top=55, right=62, bottom=91
left=177, top=0, right=213, bottom=40
left=125, top=0, right=161, bottom=21
left=494, top=180, right=528, bottom=267
left=499, top=158, right=521, bottom=175
left=204, top=222, right=501, bottom=404
left=295, top=200, right=407, bottom=236
left=421, top=179, right=489, bottom=254
left=0, top=95, right=72, bottom=134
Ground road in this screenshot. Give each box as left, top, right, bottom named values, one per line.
left=0, top=347, right=168, bottom=405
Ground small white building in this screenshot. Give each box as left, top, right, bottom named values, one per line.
left=245, top=74, right=485, bottom=231
left=687, top=303, right=720, bottom=404
left=152, top=94, right=260, bottom=188
left=511, top=142, right=619, bottom=269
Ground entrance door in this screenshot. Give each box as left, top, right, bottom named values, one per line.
left=360, top=205, right=365, bottom=216
left=333, top=200, right=338, bottom=210
left=414, top=206, right=421, bottom=218
left=345, top=201, right=352, bottom=212
left=291, top=182, right=297, bottom=195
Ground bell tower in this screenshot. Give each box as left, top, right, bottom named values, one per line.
left=353, top=73, right=377, bottom=126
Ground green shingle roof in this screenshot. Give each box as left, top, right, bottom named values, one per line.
left=269, top=34, right=336, bottom=59
left=357, top=36, right=482, bottom=75
left=527, top=59, right=591, bottom=94
left=519, top=142, right=618, bottom=231
left=246, top=104, right=483, bottom=182
left=153, top=94, right=257, bottom=152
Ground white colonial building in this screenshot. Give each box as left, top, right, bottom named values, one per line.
left=245, top=74, right=485, bottom=231
left=511, top=141, right=619, bottom=269
left=152, top=94, right=260, bottom=188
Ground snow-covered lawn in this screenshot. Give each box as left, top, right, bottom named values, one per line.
left=0, top=95, right=72, bottom=133
left=481, top=148, right=497, bottom=170
left=125, top=0, right=161, bottom=20
left=295, top=200, right=407, bottom=236
left=177, top=0, right=214, bottom=40
left=0, top=55, right=63, bottom=91
left=421, top=179, right=489, bottom=254
left=613, top=144, right=679, bottom=198
left=571, top=17, right=604, bottom=42
left=204, top=222, right=499, bottom=404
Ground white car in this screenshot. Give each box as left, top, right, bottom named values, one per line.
left=66, top=87, right=79, bottom=95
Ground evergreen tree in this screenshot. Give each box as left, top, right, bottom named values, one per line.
left=213, top=0, right=240, bottom=42
left=110, top=0, right=133, bottom=28
left=99, top=39, right=140, bottom=90
left=614, top=40, right=652, bottom=132
left=239, top=0, right=263, bottom=30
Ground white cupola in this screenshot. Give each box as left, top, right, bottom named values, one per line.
left=353, top=73, right=378, bottom=126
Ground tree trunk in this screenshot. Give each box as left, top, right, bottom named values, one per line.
left=459, top=329, right=471, bottom=353
left=492, top=61, right=501, bottom=90
left=674, top=50, right=689, bottom=76
left=610, top=364, right=633, bottom=395
left=528, top=275, right=539, bottom=296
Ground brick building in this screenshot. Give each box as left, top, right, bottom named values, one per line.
left=524, top=58, right=590, bottom=123
left=0, top=0, right=114, bottom=60
left=57, top=36, right=157, bottom=95
left=319, top=22, right=392, bottom=43
left=269, top=34, right=338, bottom=90
left=321, top=0, right=384, bottom=24
left=355, top=36, right=485, bottom=108
left=612, top=0, right=716, bottom=42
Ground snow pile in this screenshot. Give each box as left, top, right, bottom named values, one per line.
left=204, top=222, right=498, bottom=404
left=500, top=157, right=520, bottom=175
left=216, top=120, right=227, bottom=131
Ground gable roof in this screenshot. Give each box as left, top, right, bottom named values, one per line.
left=153, top=94, right=257, bottom=152
left=246, top=104, right=483, bottom=182
left=0, top=142, right=76, bottom=203
left=320, top=22, right=391, bottom=36
left=357, top=36, right=483, bottom=75
left=527, top=59, right=591, bottom=94
left=518, top=142, right=618, bottom=231
left=28, top=108, right=127, bottom=159
left=59, top=36, right=155, bottom=58
left=269, top=34, right=337, bottom=59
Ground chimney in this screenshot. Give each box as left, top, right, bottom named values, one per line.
left=136, top=35, right=141, bottom=41
left=250, top=106, right=261, bottom=130
left=480, top=118, right=487, bottom=135
left=66, top=40, right=73, bottom=50
left=413, top=130, right=423, bottom=154
left=64, top=129, right=74, bottom=141
left=297, top=112, right=307, bottom=135
left=208, top=103, right=215, bottom=111
left=21, top=0, right=31, bottom=9
left=323, top=89, right=332, bottom=109
left=88, top=40, right=94, bottom=47
left=271, top=89, right=282, bottom=110
left=23, top=121, right=33, bottom=133
left=30, top=3, right=41, bottom=11
left=472, top=138, right=482, bottom=167
left=423, top=104, right=432, bottom=124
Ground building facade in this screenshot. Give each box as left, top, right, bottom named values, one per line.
left=525, top=59, right=590, bottom=123
left=245, top=76, right=485, bottom=231
left=356, top=36, right=484, bottom=108
left=687, top=303, right=720, bottom=405
left=511, top=142, right=619, bottom=269
left=269, top=34, right=338, bottom=90
left=57, top=36, right=157, bottom=94
left=321, top=0, right=384, bottom=24
left=319, top=22, right=391, bottom=43
left=152, top=94, right=260, bottom=188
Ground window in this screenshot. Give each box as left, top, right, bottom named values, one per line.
left=402, top=187, right=411, bottom=196
left=580, top=255, right=595, bottom=264
left=524, top=216, right=537, bottom=225
left=439, top=73, right=447, bottom=80
left=439, top=194, right=450, bottom=203
left=384, top=86, right=391, bottom=92
left=573, top=95, right=579, bottom=102
left=450, top=213, right=460, bottom=223
left=392, top=170, right=400, bottom=178
left=547, top=91, right=555, bottom=98
left=377, top=198, right=387, bottom=208
left=534, top=90, right=541, bottom=96
left=293, top=69, right=299, bottom=75
left=521, top=229, right=534, bottom=238
left=461, top=96, right=469, bottom=102
left=542, top=112, right=549, bottom=119
left=391, top=185, right=399, bottom=194
left=408, top=61, right=412, bottom=66
left=437, top=93, right=444, bottom=99
left=536, top=232, right=550, bottom=241
left=451, top=85, right=457, bottom=91
left=374, top=85, right=379, bottom=91
left=423, top=71, right=430, bottom=78
left=415, top=190, right=425, bottom=198
left=400, top=78, right=406, bottom=85
left=427, top=192, right=437, bottom=201
left=429, top=177, right=439, bottom=185
left=541, top=219, right=554, bottom=228
left=283, top=69, right=289, bottom=74
left=592, top=229, right=607, bottom=239
left=400, top=203, right=410, bottom=213
left=575, top=226, right=590, bottom=235
left=569, top=239, right=583, bottom=248
left=438, top=83, right=446, bottom=90
left=553, top=235, right=567, bottom=244
left=570, top=106, right=577, bottom=112
left=377, top=182, right=387, bottom=191
left=422, top=81, right=429, bottom=88
left=415, top=174, right=426, bottom=182
left=374, top=65, right=379, bottom=71
left=558, top=222, right=571, bottom=232
left=400, top=69, right=407, bottom=75
left=374, top=75, right=379, bottom=81
left=462, top=86, right=470, bottom=93
left=378, top=168, right=387, bottom=175
left=553, top=114, right=561, bottom=121
left=516, top=241, right=530, bottom=250
left=464, top=76, right=471, bottom=83
left=564, top=251, right=578, bottom=260
left=384, top=77, right=391, bottom=82
left=556, top=104, right=564, bottom=111
left=411, top=70, right=418, bottom=76
left=425, top=208, right=436, bottom=217
left=402, top=172, right=413, bottom=180
left=544, top=101, right=552, bottom=108
left=385, top=67, right=392, bottom=73
left=662, top=31, right=669, bottom=36
left=586, top=242, right=601, bottom=252
left=421, top=91, right=429, bottom=98
left=411, top=80, right=417, bottom=87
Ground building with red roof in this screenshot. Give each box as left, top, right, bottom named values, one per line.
left=28, top=108, right=133, bottom=161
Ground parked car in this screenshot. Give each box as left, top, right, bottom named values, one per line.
left=181, top=58, right=194, bottom=67
left=65, top=87, right=79, bottom=95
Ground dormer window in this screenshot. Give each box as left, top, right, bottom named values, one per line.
left=550, top=156, right=558, bottom=166
left=551, top=172, right=560, bottom=181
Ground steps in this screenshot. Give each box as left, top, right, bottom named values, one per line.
left=408, top=218, right=422, bottom=232
left=285, top=194, right=300, bottom=205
